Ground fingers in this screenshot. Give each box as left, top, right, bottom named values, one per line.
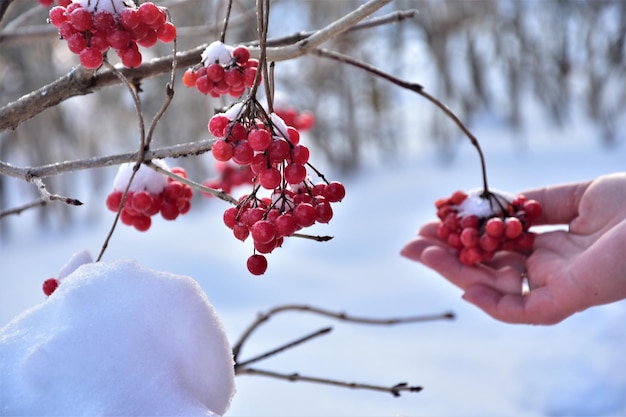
left=521, top=181, right=590, bottom=226
left=462, top=284, right=569, bottom=325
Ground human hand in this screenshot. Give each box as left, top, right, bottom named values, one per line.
left=401, top=172, right=626, bottom=325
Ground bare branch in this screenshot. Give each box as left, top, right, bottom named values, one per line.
left=0, top=0, right=399, bottom=133
left=0, top=199, right=46, bottom=218
left=232, top=303, right=454, bottom=360
left=31, top=177, right=82, bottom=206
left=235, top=327, right=332, bottom=370
left=236, top=368, right=423, bottom=397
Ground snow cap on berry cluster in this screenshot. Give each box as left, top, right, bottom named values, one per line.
left=201, top=41, right=234, bottom=66
left=112, top=160, right=170, bottom=194
left=457, top=188, right=515, bottom=218
left=270, top=112, right=289, bottom=138
left=223, top=102, right=245, bottom=121
left=71, top=0, right=136, bottom=14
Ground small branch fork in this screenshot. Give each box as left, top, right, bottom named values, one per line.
left=232, top=304, right=454, bottom=397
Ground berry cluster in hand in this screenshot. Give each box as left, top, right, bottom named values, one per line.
left=48, top=0, right=176, bottom=69
left=182, top=41, right=259, bottom=98
left=435, top=189, right=543, bottom=266
left=207, top=101, right=345, bottom=275
left=43, top=278, right=60, bottom=296
left=106, top=164, right=193, bottom=232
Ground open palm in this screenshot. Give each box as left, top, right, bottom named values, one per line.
left=402, top=172, right=626, bottom=325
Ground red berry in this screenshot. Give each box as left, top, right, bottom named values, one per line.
left=68, top=7, right=93, bottom=31
left=460, top=214, right=480, bottom=229
left=117, top=43, right=142, bottom=68
left=504, top=217, right=523, bottom=239
left=479, top=234, right=499, bottom=252
left=324, top=181, right=346, bottom=202
left=137, top=2, right=162, bottom=26
left=247, top=254, right=268, bottom=275
left=523, top=199, right=543, bottom=222
left=485, top=217, right=504, bottom=238
left=450, top=190, right=468, bottom=205
left=164, top=181, right=184, bottom=201
left=251, top=220, right=277, bottom=244
left=223, top=207, right=239, bottom=229
left=275, top=213, right=298, bottom=236
left=258, top=167, right=281, bottom=190
left=92, top=10, right=116, bottom=33
left=106, top=191, right=123, bottom=212
left=49, top=6, right=67, bottom=26
left=133, top=214, right=152, bottom=232
left=291, top=145, right=310, bottom=165
left=212, top=139, right=234, bottom=162
left=136, top=29, right=158, bottom=48
left=284, top=163, right=307, bottom=184
left=233, top=224, right=249, bottom=241
left=131, top=191, right=154, bottom=213
left=119, top=8, right=140, bottom=30
left=208, top=115, right=229, bottom=137
left=43, top=278, right=59, bottom=296
left=160, top=202, right=179, bottom=220
left=79, top=47, right=103, bottom=69
left=293, top=203, right=316, bottom=227
left=107, top=29, right=132, bottom=50
left=206, top=63, right=225, bottom=82
left=182, top=69, right=198, bottom=88
left=268, top=138, right=290, bottom=163
left=157, top=21, right=176, bottom=43
left=247, top=129, right=272, bottom=151
left=286, top=127, right=300, bottom=145
left=315, top=201, right=333, bottom=223
left=460, top=227, right=479, bottom=248
left=232, top=46, right=250, bottom=64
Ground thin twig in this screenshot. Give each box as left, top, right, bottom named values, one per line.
left=236, top=368, right=423, bottom=397
left=0, top=199, right=46, bottom=218
left=232, top=304, right=454, bottom=360
left=312, top=47, right=491, bottom=194
left=147, top=161, right=238, bottom=205
left=235, top=327, right=332, bottom=370
left=30, top=177, right=82, bottom=206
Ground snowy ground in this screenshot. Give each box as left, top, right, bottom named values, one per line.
left=1, top=105, right=625, bottom=416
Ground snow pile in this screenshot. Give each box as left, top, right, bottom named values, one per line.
left=0, top=253, right=235, bottom=416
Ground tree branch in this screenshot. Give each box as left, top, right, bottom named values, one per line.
left=0, top=199, right=46, bottom=219
left=236, top=368, right=423, bottom=397
left=0, top=0, right=397, bottom=133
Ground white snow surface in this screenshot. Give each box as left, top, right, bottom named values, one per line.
left=457, top=187, right=516, bottom=218
left=112, top=160, right=170, bottom=194
left=201, top=41, right=234, bottom=66
left=0, top=255, right=235, bottom=417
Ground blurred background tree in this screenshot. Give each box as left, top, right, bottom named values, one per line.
left=0, top=0, right=624, bottom=234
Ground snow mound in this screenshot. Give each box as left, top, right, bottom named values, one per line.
left=0, top=257, right=235, bottom=416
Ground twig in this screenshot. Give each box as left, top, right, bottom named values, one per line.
left=312, top=47, right=491, bottom=194
left=291, top=233, right=333, bottom=242
left=147, top=161, right=238, bottom=205
left=232, top=304, right=454, bottom=360
left=31, top=177, right=82, bottom=206
left=0, top=139, right=216, bottom=181
left=235, top=327, right=332, bottom=369
left=236, top=368, right=423, bottom=397
left=0, top=199, right=46, bottom=218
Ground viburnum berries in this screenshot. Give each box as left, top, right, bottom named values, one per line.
left=105, top=161, right=193, bottom=232
left=48, top=0, right=176, bottom=69
left=42, top=278, right=60, bottom=296
left=182, top=41, right=260, bottom=98
left=203, top=100, right=345, bottom=275
left=435, top=189, right=542, bottom=266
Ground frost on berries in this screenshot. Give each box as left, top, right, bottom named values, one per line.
left=48, top=0, right=176, bottom=69
left=204, top=100, right=345, bottom=275
left=435, top=188, right=543, bottom=266
left=182, top=41, right=260, bottom=98
left=105, top=161, right=193, bottom=232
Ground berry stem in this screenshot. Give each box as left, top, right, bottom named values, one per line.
left=312, top=47, right=491, bottom=195
left=219, top=0, right=234, bottom=43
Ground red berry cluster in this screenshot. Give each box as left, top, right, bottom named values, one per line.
left=207, top=101, right=345, bottom=275
left=182, top=41, right=259, bottom=98
left=435, top=189, right=543, bottom=266
left=48, top=1, right=176, bottom=69
left=203, top=162, right=254, bottom=196
left=224, top=180, right=346, bottom=275
left=43, top=278, right=60, bottom=296
left=106, top=167, right=193, bottom=232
